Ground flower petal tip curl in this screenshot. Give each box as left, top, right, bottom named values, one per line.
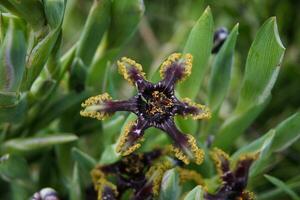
left=116, top=121, right=145, bottom=156
left=160, top=53, right=193, bottom=82
left=117, top=57, right=146, bottom=85
left=172, top=134, right=205, bottom=165
left=80, top=93, right=112, bottom=120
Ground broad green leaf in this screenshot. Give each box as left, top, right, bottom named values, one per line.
left=184, top=186, right=205, bottom=200
left=231, top=130, right=274, bottom=162
left=0, top=17, right=26, bottom=93
left=76, top=0, right=111, bottom=66
left=21, top=29, right=61, bottom=90
left=231, top=130, right=275, bottom=178
left=71, top=147, right=96, bottom=172
left=214, top=17, right=285, bottom=150
left=4, top=134, right=78, bottom=152
left=43, top=0, right=66, bottom=29
left=5, top=0, right=45, bottom=31
left=178, top=6, right=214, bottom=100
left=272, top=112, right=300, bottom=152
left=265, top=175, right=300, bottom=200
left=107, top=0, right=145, bottom=49
left=0, top=154, right=31, bottom=184
left=69, top=163, right=83, bottom=200
left=208, top=24, right=239, bottom=113
left=0, top=94, right=27, bottom=123
left=100, top=144, right=120, bottom=165
left=159, top=168, right=181, bottom=200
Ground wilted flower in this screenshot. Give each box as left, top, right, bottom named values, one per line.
left=205, top=148, right=257, bottom=200
left=80, top=53, right=211, bottom=164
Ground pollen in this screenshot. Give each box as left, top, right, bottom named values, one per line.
left=182, top=98, right=212, bottom=120
left=80, top=93, right=112, bottom=120
left=177, top=167, right=205, bottom=186
left=159, top=53, right=193, bottom=82
left=117, top=57, right=146, bottom=85
left=116, top=121, right=144, bottom=156
left=211, top=148, right=230, bottom=176
left=91, top=168, right=118, bottom=200
left=146, top=160, right=173, bottom=195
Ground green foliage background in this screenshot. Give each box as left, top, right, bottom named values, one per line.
left=0, top=0, right=299, bottom=199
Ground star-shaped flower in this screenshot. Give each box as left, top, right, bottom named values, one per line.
left=80, top=53, right=211, bottom=164
left=205, top=148, right=257, bottom=200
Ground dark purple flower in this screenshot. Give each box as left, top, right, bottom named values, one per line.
left=205, top=148, right=257, bottom=200
left=90, top=149, right=175, bottom=200
left=212, top=27, right=228, bottom=54
left=80, top=53, right=211, bottom=164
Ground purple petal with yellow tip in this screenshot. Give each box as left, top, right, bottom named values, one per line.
left=174, top=98, right=211, bottom=120
left=116, top=118, right=149, bottom=156
left=159, top=53, right=193, bottom=90
left=159, top=119, right=204, bottom=165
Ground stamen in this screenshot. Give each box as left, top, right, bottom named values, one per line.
left=117, top=57, right=146, bottom=85
left=116, top=121, right=145, bottom=156
left=177, top=167, right=205, bottom=186
left=159, top=53, right=193, bottom=82
left=80, top=93, right=112, bottom=120
left=181, top=98, right=211, bottom=120
left=241, top=190, right=256, bottom=200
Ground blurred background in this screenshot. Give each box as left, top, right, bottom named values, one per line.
left=1, top=0, right=300, bottom=199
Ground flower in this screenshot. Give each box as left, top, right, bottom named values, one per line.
left=80, top=53, right=211, bottom=164
left=205, top=148, right=257, bottom=200
left=90, top=149, right=165, bottom=200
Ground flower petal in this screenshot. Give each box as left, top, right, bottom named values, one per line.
left=175, top=98, right=211, bottom=120
left=234, top=154, right=257, bottom=188
left=159, top=53, right=193, bottom=89
left=212, top=27, right=228, bottom=54
left=117, top=57, right=149, bottom=90
left=116, top=118, right=149, bottom=156
left=160, top=119, right=204, bottom=165
left=80, top=93, right=137, bottom=120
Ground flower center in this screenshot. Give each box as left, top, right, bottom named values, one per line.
left=138, top=90, right=174, bottom=123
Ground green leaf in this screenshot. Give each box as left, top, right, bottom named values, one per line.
left=208, top=24, right=239, bottom=113
left=0, top=94, right=27, bottom=123
left=43, top=0, right=66, bottom=29
left=0, top=154, right=31, bottom=184
left=76, top=0, right=111, bottom=66
left=231, top=130, right=274, bottom=178
left=107, top=0, right=145, bottom=49
left=159, top=168, right=181, bottom=200
left=99, top=144, right=120, bottom=165
left=265, top=175, right=300, bottom=200
left=4, top=0, right=45, bottom=31
left=4, top=134, right=78, bottom=152
left=213, top=17, right=285, bottom=150
left=69, top=163, right=83, bottom=200
left=272, top=112, right=300, bottom=152
left=184, top=186, right=205, bottom=200
left=71, top=147, right=96, bottom=172
left=178, top=6, right=214, bottom=100
left=0, top=17, right=26, bottom=93
left=21, top=28, right=62, bottom=90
